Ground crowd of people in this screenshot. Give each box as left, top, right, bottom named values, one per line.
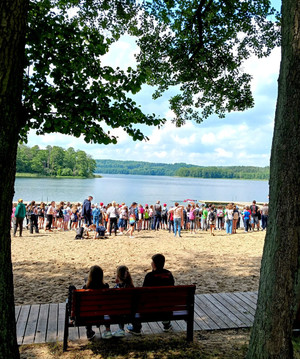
left=11, top=197, right=269, bottom=238
left=69, top=253, right=174, bottom=339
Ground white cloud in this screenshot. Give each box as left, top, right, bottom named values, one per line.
left=214, top=148, right=233, bottom=158
left=201, top=132, right=216, bottom=145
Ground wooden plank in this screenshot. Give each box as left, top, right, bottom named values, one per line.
left=78, top=326, right=87, bottom=339
left=57, top=303, right=66, bottom=342
left=233, top=292, right=257, bottom=311
left=202, top=294, right=242, bottom=328
left=174, top=320, right=187, bottom=331
left=15, top=306, right=21, bottom=323
left=225, top=292, right=256, bottom=317
left=35, top=304, right=49, bottom=344
left=211, top=293, right=253, bottom=327
left=147, top=321, right=163, bottom=334
left=195, top=295, right=227, bottom=330
left=243, top=291, right=258, bottom=305
left=46, top=303, right=58, bottom=343
left=16, top=305, right=31, bottom=345
left=140, top=322, right=153, bottom=334
left=194, top=301, right=217, bottom=330
left=23, top=304, right=40, bottom=344
left=169, top=320, right=183, bottom=332
left=68, top=326, right=80, bottom=341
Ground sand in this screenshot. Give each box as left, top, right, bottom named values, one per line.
left=11, top=227, right=265, bottom=306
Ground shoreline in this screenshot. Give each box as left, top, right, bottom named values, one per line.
left=16, top=173, right=101, bottom=179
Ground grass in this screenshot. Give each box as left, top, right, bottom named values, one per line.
left=18, top=329, right=300, bottom=358
left=19, top=330, right=250, bottom=359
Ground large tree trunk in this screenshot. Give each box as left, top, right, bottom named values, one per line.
left=0, top=1, right=28, bottom=358
left=247, top=0, right=300, bottom=357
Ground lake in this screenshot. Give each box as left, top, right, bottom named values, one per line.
left=13, top=174, right=269, bottom=205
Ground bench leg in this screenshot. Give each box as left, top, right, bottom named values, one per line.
left=187, top=310, right=194, bottom=342
left=187, top=319, right=193, bottom=342
left=63, top=302, right=69, bottom=352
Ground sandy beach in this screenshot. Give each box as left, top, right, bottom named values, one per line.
left=11, top=227, right=265, bottom=306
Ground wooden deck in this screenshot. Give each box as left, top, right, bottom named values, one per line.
left=15, top=291, right=258, bottom=345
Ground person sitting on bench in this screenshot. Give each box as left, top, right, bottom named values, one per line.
left=127, top=253, right=175, bottom=335
left=83, top=265, right=112, bottom=340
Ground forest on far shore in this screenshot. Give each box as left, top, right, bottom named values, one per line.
left=16, top=146, right=269, bottom=180
left=17, top=145, right=96, bottom=178
left=96, top=159, right=269, bottom=180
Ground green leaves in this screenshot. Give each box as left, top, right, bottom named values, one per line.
left=22, top=0, right=165, bottom=145
left=22, top=0, right=280, bottom=144
left=137, top=0, right=280, bottom=123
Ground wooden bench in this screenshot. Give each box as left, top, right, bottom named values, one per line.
left=63, top=285, right=196, bottom=351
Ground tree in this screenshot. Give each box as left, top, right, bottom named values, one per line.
left=49, top=146, right=65, bottom=173
left=247, top=0, right=300, bottom=356
left=63, top=147, right=76, bottom=173
left=0, top=1, right=29, bottom=358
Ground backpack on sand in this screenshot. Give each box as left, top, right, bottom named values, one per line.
left=75, top=226, right=84, bottom=239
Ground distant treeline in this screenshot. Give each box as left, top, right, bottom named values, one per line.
left=17, top=145, right=96, bottom=178
left=95, top=159, right=270, bottom=180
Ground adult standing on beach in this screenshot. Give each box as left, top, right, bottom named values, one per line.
left=208, top=206, right=216, bottom=236
left=250, top=200, right=260, bottom=231
left=261, top=203, right=269, bottom=230
left=153, top=200, right=162, bottom=230
left=13, top=199, right=26, bottom=237
left=201, top=205, right=208, bottom=231
left=28, top=201, right=39, bottom=234
left=45, top=201, right=56, bottom=231
left=107, top=201, right=119, bottom=236
left=243, top=206, right=251, bottom=232
left=82, top=195, right=93, bottom=226
left=225, top=203, right=234, bottom=234
left=169, top=202, right=184, bottom=237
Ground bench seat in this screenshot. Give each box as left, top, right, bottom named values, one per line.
left=63, top=285, right=196, bottom=351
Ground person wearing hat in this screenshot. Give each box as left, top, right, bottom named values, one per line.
left=13, top=199, right=26, bottom=237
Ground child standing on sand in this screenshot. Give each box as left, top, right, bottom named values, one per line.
left=113, top=265, right=134, bottom=337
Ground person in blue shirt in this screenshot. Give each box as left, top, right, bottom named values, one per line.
left=92, top=205, right=101, bottom=227
left=243, top=206, right=251, bottom=232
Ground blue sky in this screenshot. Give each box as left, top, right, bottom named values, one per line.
left=27, top=1, right=281, bottom=167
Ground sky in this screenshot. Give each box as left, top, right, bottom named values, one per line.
left=27, top=1, right=282, bottom=167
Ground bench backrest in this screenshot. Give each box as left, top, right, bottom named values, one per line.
left=70, top=285, right=195, bottom=325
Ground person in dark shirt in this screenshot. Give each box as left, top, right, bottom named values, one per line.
left=127, top=253, right=175, bottom=335
left=143, top=253, right=175, bottom=287
left=83, top=265, right=111, bottom=340
left=81, top=196, right=93, bottom=226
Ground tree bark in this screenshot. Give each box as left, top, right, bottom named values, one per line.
left=247, top=0, right=300, bottom=357
left=0, top=1, right=28, bottom=358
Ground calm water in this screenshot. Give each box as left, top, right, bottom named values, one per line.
left=13, top=174, right=269, bottom=205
